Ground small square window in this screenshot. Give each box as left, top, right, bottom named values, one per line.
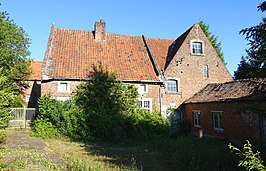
left=137, top=98, right=152, bottom=112
left=138, top=84, right=148, bottom=94
left=166, top=80, right=178, bottom=92
left=58, top=82, right=70, bottom=92
left=192, top=42, right=203, bottom=55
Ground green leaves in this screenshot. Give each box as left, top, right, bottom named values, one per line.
left=198, top=20, right=226, bottom=64
left=0, top=11, right=31, bottom=95
left=234, top=1, right=266, bottom=79
left=229, top=140, right=266, bottom=171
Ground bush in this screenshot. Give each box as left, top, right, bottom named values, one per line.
left=75, top=65, right=169, bottom=142
left=31, top=118, right=57, bottom=138
left=229, top=140, right=266, bottom=171
left=32, top=95, right=88, bottom=139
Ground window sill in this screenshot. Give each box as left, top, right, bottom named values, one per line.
left=58, top=91, right=71, bottom=93
left=165, top=91, right=181, bottom=95
left=191, top=53, right=205, bottom=56
left=194, top=125, right=201, bottom=128
left=214, top=128, right=224, bottom=133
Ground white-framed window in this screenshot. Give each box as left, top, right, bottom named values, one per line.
left=137, top=98, right=152, bottom=112
left=212, top=111, right=223, bottom=132
left=204, top=64, right=209, bottom=79
left=193, top=110, right=201, bottom=128
left=58, top=82, right=70, bottom=93
left=138, top=84, right=148, bottom=94
left=56, top=97, right=70, bottom=102
left=166, top=78, right=179, bottom=93
left=191, top=40, right=204, bottom=55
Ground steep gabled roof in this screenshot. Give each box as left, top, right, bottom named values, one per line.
left=42, top=24, right=159, bottom=81
left=143, top=26, right=192, bottom=71
left=29, top=61, right=42, bottom=80
left=143, top=36, right=174, bottom=71
left=184, top=78, right=266, bottom=103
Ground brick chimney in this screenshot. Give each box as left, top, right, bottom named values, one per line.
left=94, top=19, right=106, bottom=41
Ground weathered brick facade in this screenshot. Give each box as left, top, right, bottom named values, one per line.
left=40, top=20, right=232, bottom=115
left=185, top=101, right=265, bottom=143
left=184, top=79, right=266, bottom=143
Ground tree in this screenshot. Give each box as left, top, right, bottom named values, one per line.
left=0, top=10, right=31, bottom=105
left=198, top=20, right=226, bottom=64
left=75, top=65, right=139, bottom=140
left=0, top=74, right=14, bottom=128
left=234, top=1, right=266, bottom=79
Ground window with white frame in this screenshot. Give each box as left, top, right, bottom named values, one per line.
left=137, top=98, right=152, bottom=112
left=58, top=82, right=70, bottom=93
left=191, top=41, right=204, bottom=55
left=212, top=111, right=223, bottom=131
left=166, top=79, right=178, bottom=93
left=193, top=110, right=201, bottom=127
left=138, top=84, right=148, bottom=94
left=204, top=64, right=209, bottom=78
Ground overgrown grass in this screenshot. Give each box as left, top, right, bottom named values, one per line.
left=0, top=146, right=64, bottom=170
left=45, top=137, right=140, bottom=171
left=44, top=135, right=244, bottom=171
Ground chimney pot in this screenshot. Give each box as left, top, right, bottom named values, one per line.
left=94, top=19, right=106, bottom=41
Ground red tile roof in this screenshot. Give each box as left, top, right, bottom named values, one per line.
left=42, top=22, right=195, bottom=81
left=29, top=61, right=42, bottom=80
left=43, top=25, right=164, bottom=81
left=184, top=78, right=266, bottom=103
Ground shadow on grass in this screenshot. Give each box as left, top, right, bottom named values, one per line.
left=77, top=135, right=245, bottom=171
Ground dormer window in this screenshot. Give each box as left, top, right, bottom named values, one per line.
left=191, top=40, right=204, bottom=55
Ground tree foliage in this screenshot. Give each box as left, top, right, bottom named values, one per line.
left=198, top=20, right=226, bottom=64
left=0, top=74, right=14, bottom=129
left=0, top=11, right=31, bottom=95
left=32, top=65, right=168, bottom=142
left=234, top=1, right=266, bottom=79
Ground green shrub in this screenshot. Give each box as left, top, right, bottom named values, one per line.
left=31, top=118, right=57, bottom=138
left=32, top=95, right=88, bottom=139
left=75, top=65, right=168, bottom=142
left=229, top=140, right=266, bottom=171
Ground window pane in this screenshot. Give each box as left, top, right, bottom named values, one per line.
left=59, top=83, right=68, bottom=92
left=192, top=42, right=203, bottom=54
left=193, top=111, right=200, bottom=126
left=213, top=112, right=222, bottom=129
left=204, top=64, right=209, bottom=78
left=138, top=101, right=142, bottom=107
left=167, top=80, right=178, bottom=92
left=144, top=101, right=150, bottom=108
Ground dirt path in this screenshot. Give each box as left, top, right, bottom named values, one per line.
left=1, top=129, right=65, bottom=170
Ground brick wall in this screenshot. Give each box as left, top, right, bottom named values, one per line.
left=41, top=80, right=162, bottom=110
left=185, top=101, right=266, bottom=143
left=41, top=80, right=81, bottom=98
left=162, top=24, right=232, bottom=111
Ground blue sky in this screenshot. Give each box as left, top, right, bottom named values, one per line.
left=0, top=0, right=263, bottom=75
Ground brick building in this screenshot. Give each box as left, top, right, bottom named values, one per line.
left=40, top=19, right=231, bottom=116
left=184, top=78, right=266, bottom=143
left=24, top=61, right=42, bottom=108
